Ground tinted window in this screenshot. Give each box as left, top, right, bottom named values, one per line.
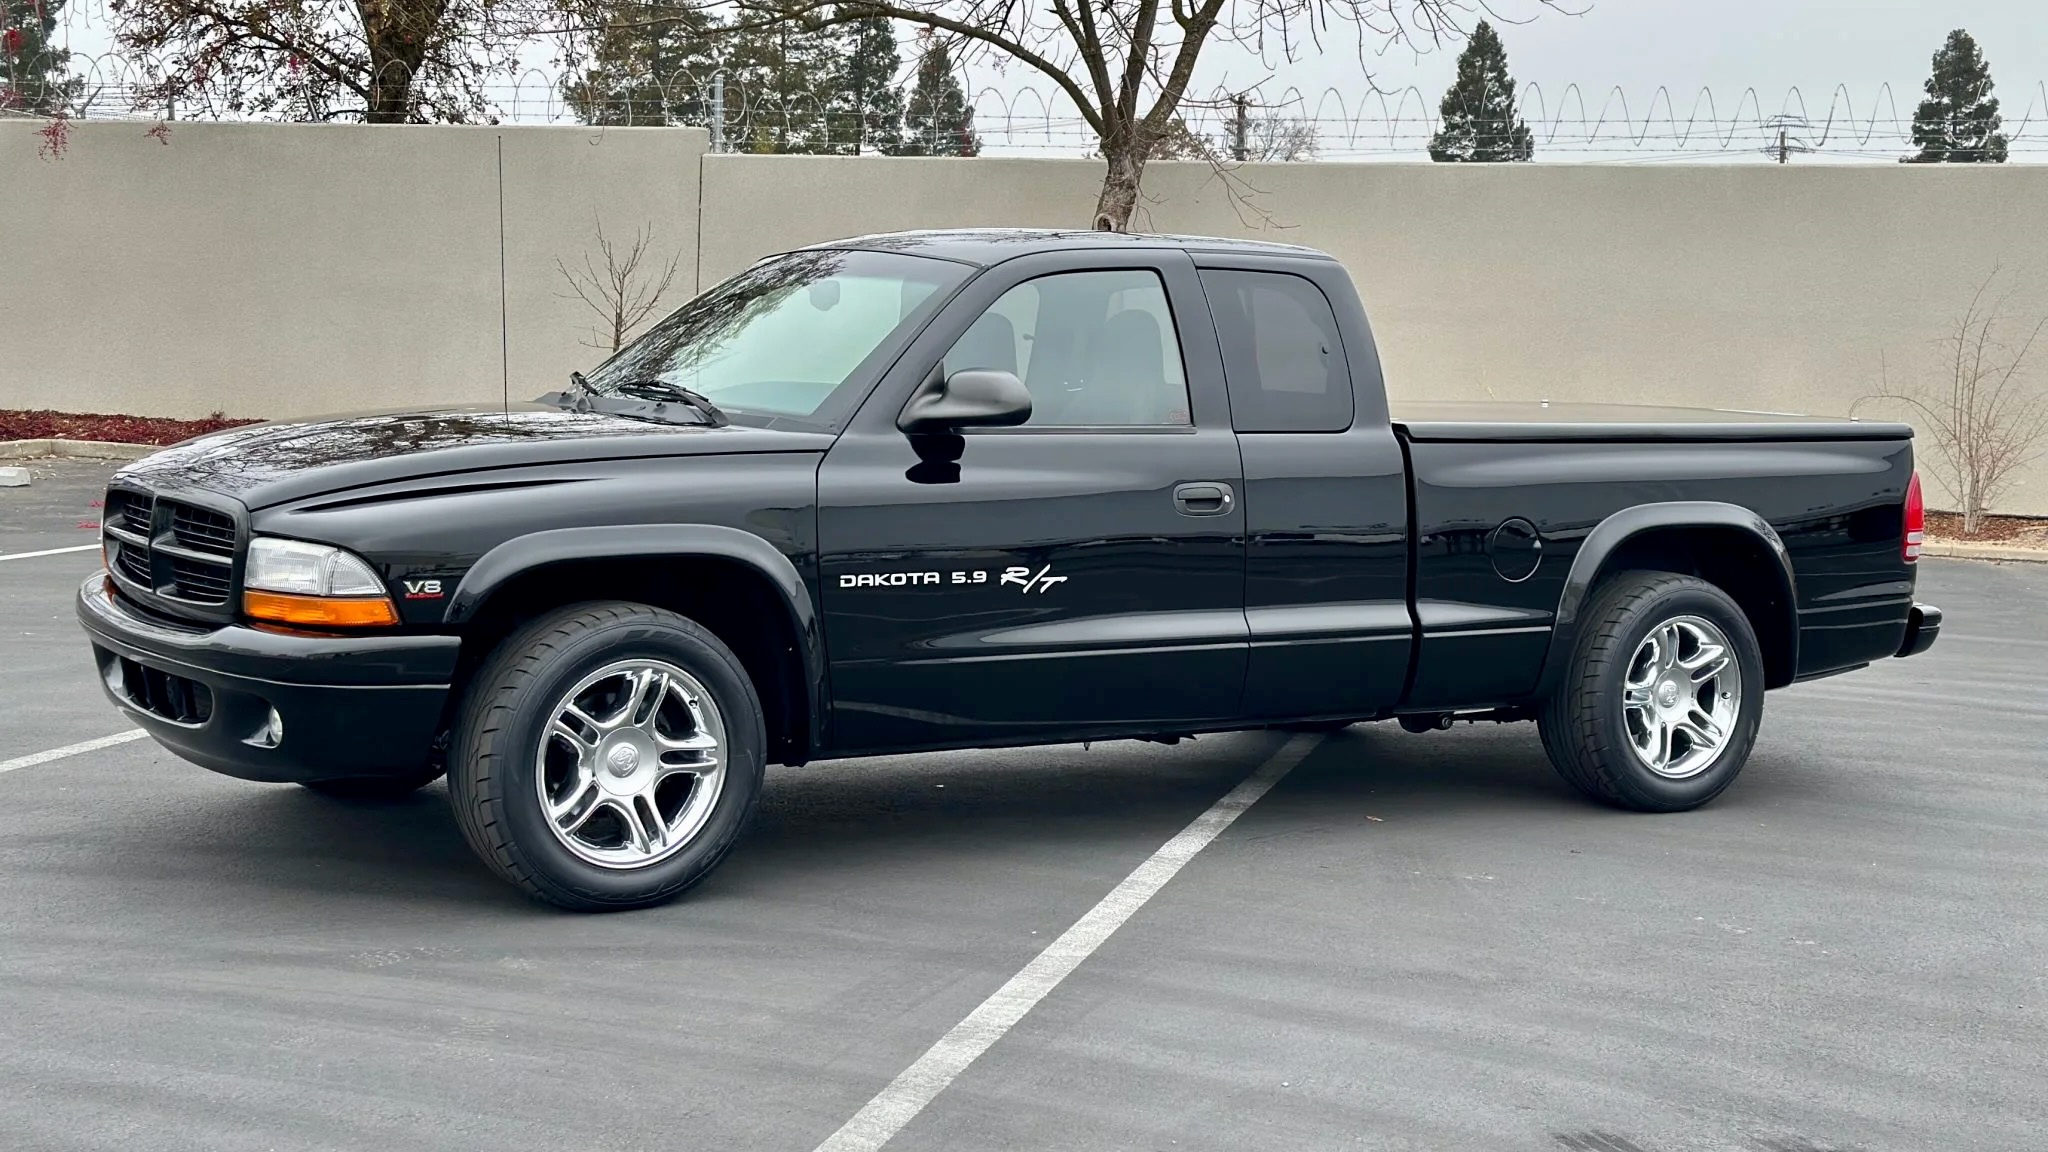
left=945, top=270, right=1191, bottom=426
left=1203, top=270, right=1353, bottom=432
left=587, top=249, right=967, bottom=421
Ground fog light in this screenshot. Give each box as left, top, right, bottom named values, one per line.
left=244, top=707, right=284, bottom=749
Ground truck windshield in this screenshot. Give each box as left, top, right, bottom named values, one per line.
left=582, top=249, right=968, bottom=423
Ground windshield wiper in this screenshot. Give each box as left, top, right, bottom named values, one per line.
left=607, top=378, right=731, bottom=427
left=553, top=372, right=730, bottom=428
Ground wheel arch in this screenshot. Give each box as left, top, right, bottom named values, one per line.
left=445, top=526, right=823, bottom=765
left=1535, top=502, right=1799, bottom=697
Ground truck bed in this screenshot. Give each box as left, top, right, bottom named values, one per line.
left=1394, top=402, right=1918, bottom=710
left=1392, top=401, right=1914, bottom=443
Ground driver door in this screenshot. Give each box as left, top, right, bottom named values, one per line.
left=816, top=248, right=1248, bottom=753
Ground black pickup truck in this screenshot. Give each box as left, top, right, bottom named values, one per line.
left=78, top=230, right=1940, bottom=910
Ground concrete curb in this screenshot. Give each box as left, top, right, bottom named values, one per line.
left=1923, top=541, right=2048, bottom=563
left=0, top=439, right=160, bottom=461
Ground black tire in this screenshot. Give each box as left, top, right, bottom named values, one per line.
left=1538, top=570, right=1765, bottom=812
left=447, top=602, right=766, bottom=911
left=300, top=768, right=445, bottom=801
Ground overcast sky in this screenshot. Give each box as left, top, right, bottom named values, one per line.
left=1272, top=0, right=2042, bottom=101
left=53, top=0, right=2048, bottom=158
left=1124, top=0, right=2048, bottom=158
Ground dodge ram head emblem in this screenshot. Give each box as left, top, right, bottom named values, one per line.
left=605, top=744, right=641, bottom=777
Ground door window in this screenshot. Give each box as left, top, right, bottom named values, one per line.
left=945, top=270, right=1191, bottom=426
left=1202, top=270, right=1353, bottom=432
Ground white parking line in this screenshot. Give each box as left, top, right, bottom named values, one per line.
left=811, top=732, right=1323, bottom=1152
left=0, top=544, right=100, bottom=562
left=0, top=730, right=148, bottom=775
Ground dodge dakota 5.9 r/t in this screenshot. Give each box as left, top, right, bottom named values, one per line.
left=78, top=230, right=1940, bottom=909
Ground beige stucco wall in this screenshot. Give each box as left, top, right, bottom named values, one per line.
left=5, top=124, right=2045, bottom=512
left=1, top=120, right=703, bottom=417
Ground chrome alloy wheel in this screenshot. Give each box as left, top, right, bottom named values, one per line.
left=1620, top=615, right=1742, bottom=780
left=535, top=659, right=726, bottom=869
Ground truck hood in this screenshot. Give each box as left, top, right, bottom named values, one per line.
left=113, top=405, right=834, bottom=510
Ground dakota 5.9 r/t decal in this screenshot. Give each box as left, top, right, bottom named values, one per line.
left=838, top=565, right=1068, bottom=593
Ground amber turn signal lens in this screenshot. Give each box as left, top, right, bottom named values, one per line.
left=242, top=589, right=399, bottom=627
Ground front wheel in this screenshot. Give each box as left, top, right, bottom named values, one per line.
left=447, top=602, right=766, bottom=911
left=1539, top=571, right=1765, bottom=812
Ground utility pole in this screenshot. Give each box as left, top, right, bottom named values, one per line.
left=1231, top=94, right=1249, bottom=161
left=709, top=71, right=725, bottom=153
left=1760, top=114, right=1812, bottom=164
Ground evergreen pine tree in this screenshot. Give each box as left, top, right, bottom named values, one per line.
left=724, top=18, right=846, bottom=153
left=1906, top=29, right=2007, bottom=163
left=1427, top=21, right=1532, bottom=163
left=563, top=5, right=723, bottom=127
left=834, top=17, right=904, bottom=155
left=900, top=44, right=978, bottom=157
left=1, top=0, right=80, bottom=115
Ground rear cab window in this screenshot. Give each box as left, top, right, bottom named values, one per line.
left=1202, top=269, right=1354, bottom=433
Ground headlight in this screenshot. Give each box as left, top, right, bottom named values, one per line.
left=245, top=537, right=385, bottom=596
left=242, top=537, right=397, bottom=627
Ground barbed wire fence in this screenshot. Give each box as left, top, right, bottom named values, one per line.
left=10, top=46, right=2048, bottom=161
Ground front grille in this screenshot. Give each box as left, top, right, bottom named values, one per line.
left=109, top=489, right=155, bottom=536
left=167, top=555, right=233, bottom=601
left=170, top=504, right=236, bottom=555
left=117, top=657, right=214, bottom=725
left=114, top=544, right=152, bottom=586
left=104, top=485, right=241, bottom=612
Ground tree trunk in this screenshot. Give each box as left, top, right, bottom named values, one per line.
left=364, top=56, right=413, bottom=123
left=358, top=0, right=437, bottom=123
left=1093, top=139, right=1147, bottom=232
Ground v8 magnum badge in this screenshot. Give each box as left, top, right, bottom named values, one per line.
left=838, top=564, right=1067, bottom=594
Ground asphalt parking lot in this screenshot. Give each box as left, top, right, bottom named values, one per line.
left=4, top=457, right=2045, bottom=1152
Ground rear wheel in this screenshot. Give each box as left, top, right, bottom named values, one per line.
left=1539, top=571, right=1764, bottom=812
left=448, top=602, right=765, bottom=911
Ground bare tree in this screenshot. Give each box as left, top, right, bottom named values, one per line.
left=1246, top=111, right=1318, bottom=160
left=1864, top=272, right=2048, bottom=535
left=595, top=0, right=1568, bottom=230
left=556, top=221, right=684, bottom=353
left=109, top=0, right=563, bottom=122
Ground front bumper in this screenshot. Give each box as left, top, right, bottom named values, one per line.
left=1895, top=602, right=1942, bottom=658
left=76, top=573, right=462, bottom=783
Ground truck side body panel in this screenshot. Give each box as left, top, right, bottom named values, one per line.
left=1401, top=435, right=1915, bottom=708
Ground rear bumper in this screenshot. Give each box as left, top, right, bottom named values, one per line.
left=1895, top=602, right=1942, bottom=658
left=76, top=573, right=460, bottom=783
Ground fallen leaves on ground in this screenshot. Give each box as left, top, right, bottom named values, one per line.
left=1925, top=510, right=2048, bottom=548
left=1, top=409, right=259, bottom=445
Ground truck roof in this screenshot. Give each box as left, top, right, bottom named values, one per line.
left=804, top=228, right=1336, bottom=266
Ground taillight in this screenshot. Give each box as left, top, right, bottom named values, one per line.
left=1903, top=471, right=1924, bottom=562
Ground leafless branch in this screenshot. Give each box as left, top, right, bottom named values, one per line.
left=1860, top=270, right=2048, bottom=534
left=555, top=220, right=683, bottom=353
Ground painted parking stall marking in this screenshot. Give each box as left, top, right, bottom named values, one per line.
left=0, top=730, right=148, bottom=775
left=0, top=544, right=100, bottom=562
left=811, top=733, right=1323, bottom=1152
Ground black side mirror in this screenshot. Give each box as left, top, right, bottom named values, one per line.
left=898, top=367, right=1033, bottom=434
